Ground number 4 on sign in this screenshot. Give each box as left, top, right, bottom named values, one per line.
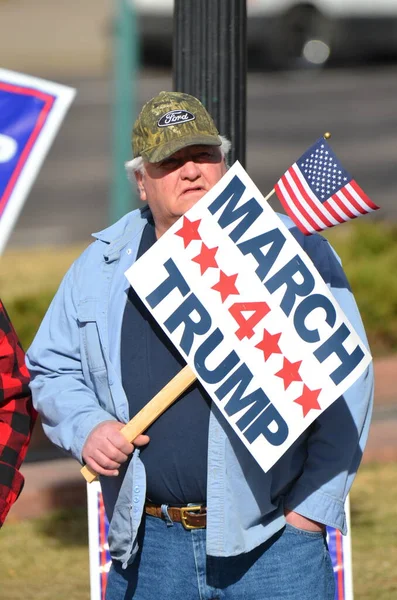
left=229, top=302, right=270, bottom=340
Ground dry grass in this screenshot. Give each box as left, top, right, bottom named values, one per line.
left=0, top=508, right=90, bottom=600
left=350, top=462, right=397, bottom=599
left=1, top=244, right=87, bottom=303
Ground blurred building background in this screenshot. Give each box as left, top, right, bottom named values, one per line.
left=3, top=0, right=397, bottom=78
left=0, top=0, right=112, bottom=78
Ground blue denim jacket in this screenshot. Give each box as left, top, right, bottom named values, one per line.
left=27, top=207, right=373, bottom=567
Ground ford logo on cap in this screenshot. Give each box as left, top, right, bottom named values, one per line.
left=158, top=110, right=195, bottom=127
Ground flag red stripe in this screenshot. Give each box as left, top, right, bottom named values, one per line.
left=331, top=192, right=357, bottom=219
left=274, top=181, right=311, bottom=234
left=338, top=187, right=367, bottom=215
left=289, top=167, right=334, bottom=228
left=283, top=171, right=322, bottom=231
left=275, top=178, right=312, bottom=235
left=350, top=180, right=379, bottom=210
left=321, top=197, right=346, bottom=223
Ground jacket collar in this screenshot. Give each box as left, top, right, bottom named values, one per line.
left=91, top=206, right=151, bottom=262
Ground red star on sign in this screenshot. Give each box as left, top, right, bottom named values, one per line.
left=255, top=330, right=282, bottom=361
left=211, top=271, right=239, bottom=303
left=192, top=243, right=219, bottom=275
left=175, top=216, right=202, bottom=248
left=275, top=357, right=302, bottom=390
left=294, top=384, right=322, bottom=417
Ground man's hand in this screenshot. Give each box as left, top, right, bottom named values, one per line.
left=284, top=509, right=325, bottom=533
left=82, top=420, right=150, bottom=477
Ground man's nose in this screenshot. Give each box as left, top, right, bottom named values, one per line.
left=180, top=160, right=200, bottom=179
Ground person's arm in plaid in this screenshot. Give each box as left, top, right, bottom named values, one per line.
left=0, top=300, right=37, bottom=526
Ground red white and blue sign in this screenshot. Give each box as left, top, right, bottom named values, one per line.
left=0, top=69, right=75, bottom=254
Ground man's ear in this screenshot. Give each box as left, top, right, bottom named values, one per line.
left=135, top=171, right=147, bottom=202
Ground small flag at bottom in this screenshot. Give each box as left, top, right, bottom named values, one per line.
left=274, top=137, right=379, bottom=235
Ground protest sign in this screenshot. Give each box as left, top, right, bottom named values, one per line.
left=125, top=161, right=372, bottom=473
left=0, top=69, right=75, bottom=254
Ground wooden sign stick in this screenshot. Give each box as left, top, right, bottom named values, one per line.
left=81, top=364, right=197, bottom=483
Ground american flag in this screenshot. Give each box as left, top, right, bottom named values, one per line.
left=274, top=137, right=379, bottom=235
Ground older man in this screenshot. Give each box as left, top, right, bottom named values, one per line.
left=27, top=91, right=373, bottom=600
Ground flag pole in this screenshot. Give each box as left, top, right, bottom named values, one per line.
left=263, top=189, right=275, bottom=203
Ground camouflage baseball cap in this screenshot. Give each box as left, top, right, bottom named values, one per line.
left=132, top=91, right=221, bottom=163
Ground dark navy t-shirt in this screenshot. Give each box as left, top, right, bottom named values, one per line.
left=121, top=220, right=211, bottom=505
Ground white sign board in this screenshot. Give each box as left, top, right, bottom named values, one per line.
left=125, top=162, right=371, bottom=473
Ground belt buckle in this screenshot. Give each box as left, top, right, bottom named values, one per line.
left=180, top=505, right=204, bottom=530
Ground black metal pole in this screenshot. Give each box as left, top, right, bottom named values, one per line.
left=173, top=0, right=247, bottom=168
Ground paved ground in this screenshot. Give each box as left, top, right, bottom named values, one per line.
left=7, top=355, right=396, bottom=523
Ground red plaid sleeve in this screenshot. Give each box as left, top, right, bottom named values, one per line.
left=0, top=299, right=37, bottom=526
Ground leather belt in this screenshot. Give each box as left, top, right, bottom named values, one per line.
left=144, top=502, right=207, bottom=530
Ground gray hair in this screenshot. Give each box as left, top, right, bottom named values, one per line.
left=125, top=135, right=232, bottom=182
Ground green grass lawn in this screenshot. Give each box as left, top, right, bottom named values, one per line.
left=349, top=463, right=397, bottom=599
left=1, top=462, right=396, bottom=600
left=1, top=508, right=90, bottom=600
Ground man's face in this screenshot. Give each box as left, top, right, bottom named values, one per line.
left=135, top=144, right=227, bottom=238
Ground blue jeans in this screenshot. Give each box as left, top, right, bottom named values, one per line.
left=106, top=513, right=335, bottom=600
